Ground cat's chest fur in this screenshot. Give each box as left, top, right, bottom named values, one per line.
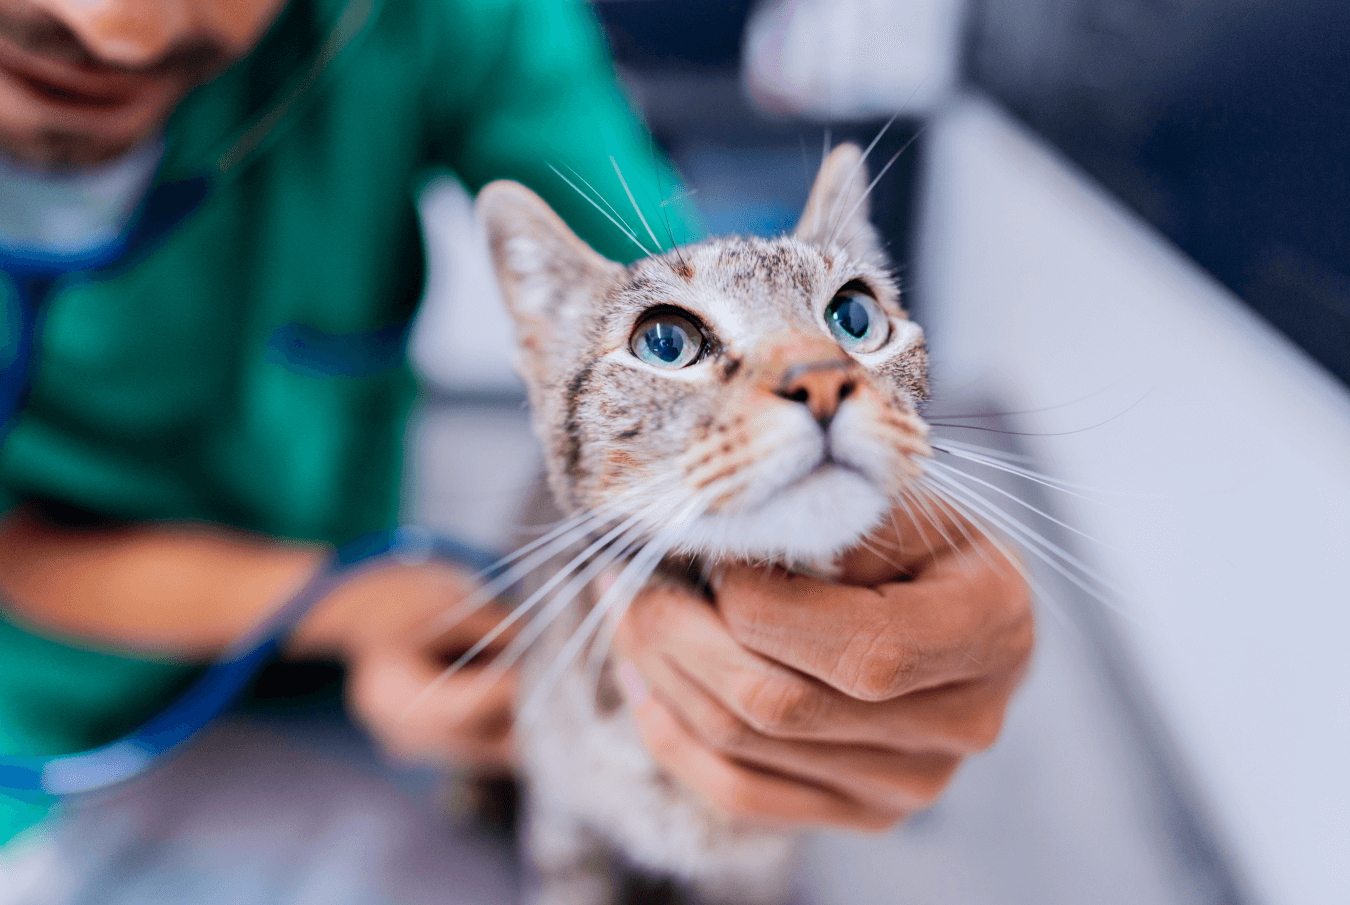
left=515, top=484, right=798, bottom=905
left=480, top=143, right=931, bottom=905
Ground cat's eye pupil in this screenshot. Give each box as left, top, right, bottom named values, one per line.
left=829, top=295, right=871, bottom=339
left=824, top=289, right=889, bottom=353
left=645, top=323, right=685, bottom=363
left=631, top=312, right=703, bottom=369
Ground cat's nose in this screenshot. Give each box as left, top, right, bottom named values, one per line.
left=775, top=360, right=857, bottom=427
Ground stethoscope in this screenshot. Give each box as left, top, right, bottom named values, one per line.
left=0, top=241, right=502, bottom=801
left=0, top=183, right=502, bottom=803
left=0, top=0, right=508, bottom=805
left=0, top=526, right=500, bottom=801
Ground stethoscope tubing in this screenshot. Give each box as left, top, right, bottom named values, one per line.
left=0, top=526, right=504, bottom=799
left=0, top=0, right=402, bottom=801
left=1, top=257, right=503, bottom=802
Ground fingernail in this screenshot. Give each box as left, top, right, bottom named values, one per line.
left=616, top=661, right=649, bottom=707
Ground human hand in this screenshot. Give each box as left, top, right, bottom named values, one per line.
left=612, top=504, right=1033, bottom=830
left=291, top=562, right=518, bottom=773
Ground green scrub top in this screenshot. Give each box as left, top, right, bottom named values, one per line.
left=0, top=0, right=698, bottom=843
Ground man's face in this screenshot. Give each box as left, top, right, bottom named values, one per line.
left=0, top=0, right=286, bottom=169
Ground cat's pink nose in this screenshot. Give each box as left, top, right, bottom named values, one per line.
left=776, top=360, right=857, bottom=426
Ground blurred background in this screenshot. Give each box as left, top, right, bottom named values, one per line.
left=413, top=3, right=1350, bottom=902
left=11, top=2, right=1346, bottom=903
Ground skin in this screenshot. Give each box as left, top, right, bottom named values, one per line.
left=616, top=505, right=1033, bottom=829
left=0, top=0, right=286, bottom=167
left=0, top=506, right=520, bottom=771
left=0, top=0, right=1035, bottom=831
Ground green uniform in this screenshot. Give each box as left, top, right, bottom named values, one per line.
left=0, top=0, right=697, bottom=842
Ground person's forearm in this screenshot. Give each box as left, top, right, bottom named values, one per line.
left=0, top=505, right=325, bottom=657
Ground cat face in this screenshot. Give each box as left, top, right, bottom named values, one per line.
left=480, top=144, right=930, bottom=562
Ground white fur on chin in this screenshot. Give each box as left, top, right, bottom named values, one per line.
left=674, top=466, right=889, bottom=562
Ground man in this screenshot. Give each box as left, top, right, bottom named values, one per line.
left=0, top=0, right=1031, bottom=855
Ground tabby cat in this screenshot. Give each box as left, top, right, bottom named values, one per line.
left=478, top=144, right=931, bottom=905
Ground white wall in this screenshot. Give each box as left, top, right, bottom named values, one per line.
left=917, top=95, right=1350, bottom=905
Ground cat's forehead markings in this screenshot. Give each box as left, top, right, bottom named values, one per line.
left=671, top=258, right=695, bottom=281
left=614, top=236, right=899, bottom=352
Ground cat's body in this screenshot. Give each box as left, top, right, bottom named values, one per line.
left=479, top=144, right=932, bottom=905
left=516, top=509, right=798, bottom=905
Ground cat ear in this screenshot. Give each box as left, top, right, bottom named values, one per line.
left=795, top=143, right=885, bottom=264
left=477, top=180, right=622, bottom=358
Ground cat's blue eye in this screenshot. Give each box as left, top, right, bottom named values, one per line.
left=630, top=312, right=703, bottom=369
left=825, top=290, right=889, bottom=353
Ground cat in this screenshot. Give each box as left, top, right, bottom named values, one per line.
left=477, top=143, right=932, bottom=905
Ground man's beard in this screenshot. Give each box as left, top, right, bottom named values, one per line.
left=0, top=1, right=234, bottom=168
left=0, top=125, right=142, bottom=169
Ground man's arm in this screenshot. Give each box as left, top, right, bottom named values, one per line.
left=0, top=506, right=321, bottom=654
left=0, top=506, right=518, bottom=769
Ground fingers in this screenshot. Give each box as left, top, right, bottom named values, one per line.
left=634, top=697, right=903, bottom=832
left=349, top=648, right=519, bottom=771
left=609, top=502, right=1033, bottom=832
left=835, top=499, right=984, bottom=583
left=294, top=559, right=501, bottom=658
left=616, top=584, right=1019, bottom=753
left=635, top=655, right=962, bottom=816
left=316, top=560, right=528, bottom=772
left=425, top=600, right=522, bottom=663
left=714, top=541, right=1032, bottom=701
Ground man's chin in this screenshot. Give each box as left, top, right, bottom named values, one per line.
left=0, top=86, right=176, bottom=170
left=1, top=124, right=153, bottom=170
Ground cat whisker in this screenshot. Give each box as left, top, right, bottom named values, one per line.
left=836, top=224, right=880, bottom=260
left=573, top=489, right=720, bottom=715
left=548, top=163, right=654, bottom=257
left=644, top=131, right=692, bottom=272
left=610, top=156, right=664, bottom=255
left=403, top=508, right=660, bottom=722
left=926, top=387, right=1152, bottom=438
left=561, top=162, right=647, bottom=251
left=924, top=436, right=1040, bottom=467
left=931, top=439, right=1158, bottom=501
left=519, top=507, right=697, bottom=725
left=421, top=497, right=634, bottom=641
left=658, top=187, right=698, bottom=209
left=471, top=486, right=707, bottom=714
left=907, top=482, right=1001, bottom=575
left=492, top=496, right=629, bottom=570
left=823, top=111, right=899, bottom=243
left=853, top=533, right=908, bottom=576
left=578, top=498, right=715, bottom=693
left=827, top=125, right=927, bottom=252
left=932, top=445, right=1118, bottom=508
left=893, top=492, right=940, bottom=562
left=419, top=511, right=652, bottom=699
left=533, top=539, right=668, bottom=722
left=543, top=485, right=721, bottom=711
left=915, top=480, right=1073, bottom=629
left=886, top=507, right=910, bottom=563
left=923, top=467, right=1116, bottom=591
left=899, top=483, right=968, bottom=564
left=923, top=381, right=1130, bottom=421
left=924, top=458, right=1124, bottom=555
left=920, top=470, right=1135, bottom=622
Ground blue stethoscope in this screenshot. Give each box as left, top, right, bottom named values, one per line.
left=0, top=179, right=503, bottom=802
